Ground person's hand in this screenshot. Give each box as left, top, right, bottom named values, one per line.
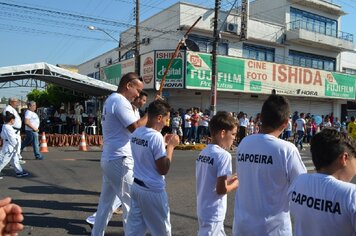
left=0, top=197, right=24, bottom=236
left=227, top=174, right=239, bottom=190
left=165, top=134, right=180, bottom=148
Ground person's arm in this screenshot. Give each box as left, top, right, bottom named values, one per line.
left=155, top=134, right=179, bottom=175
left=216, top=174, right=239, bottom=195
left=127, top=113, right=148, bottom=133
left=0, top=197, right=24, bottom=235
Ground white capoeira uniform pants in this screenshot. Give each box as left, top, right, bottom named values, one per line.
left=91, top=156, right=133, bottom=236
left=0, top=144, right=23, bottom=174
left=198, top=220, right=226, bottom=236
left=125, top=183, right=171, bottom=236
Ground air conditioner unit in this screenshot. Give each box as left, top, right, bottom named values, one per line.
left=141, top=37, right=150, bottom=45
left=94, top=62, right=100, bottom=68
left=226, top=23, right=238, bottom=33
left=105, top=58, right=112, bottom=65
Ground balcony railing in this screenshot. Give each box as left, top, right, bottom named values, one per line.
left=287, top=20, right=354, bottom=42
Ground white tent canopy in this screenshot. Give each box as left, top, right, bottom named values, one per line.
left=0, top=62, right=117, bottom=96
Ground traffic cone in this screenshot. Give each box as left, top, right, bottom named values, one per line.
left=79, top=132, right=88, bottom=151
left=40, top=132, right=49, bottom=153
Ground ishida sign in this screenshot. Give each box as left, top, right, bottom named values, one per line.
left=154, top=50, right=185, bottom=89
left=185, top=51, right=356, bottom=99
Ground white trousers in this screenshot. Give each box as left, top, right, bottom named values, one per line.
left=91, top=157, right=133, bottom=236
left=0, top=148, right=23, bottom=174
left=125, top=183, right=171, bottom=236
left=198, top=220, right=226, bottom=236
left=15, top=132, right=23, bottom=160
left=86, top=196, right=122, bottom=225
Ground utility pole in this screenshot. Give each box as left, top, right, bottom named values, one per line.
left=135, top=0, right=140, bottom=74
left=210, top=0, right=221, bottom=116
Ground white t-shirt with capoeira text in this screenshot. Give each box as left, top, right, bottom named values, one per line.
left=233, top=134, right=307, bottom=236
left=196, top=144, right=232, bottom=222
left=288, top=173, right=356, bottom=236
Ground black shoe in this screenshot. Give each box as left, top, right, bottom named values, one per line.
left=16, top=171, right=29, bottom=178
left=36, top=156, right=44, bottom=160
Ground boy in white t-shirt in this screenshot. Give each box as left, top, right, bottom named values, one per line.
left=125, top=99, right=180, bottom=236
left=288, top=128, right=356, bottom=236
left=233, top=95, right=307, bottom=236
left=196, top=111, right=239, bottom=235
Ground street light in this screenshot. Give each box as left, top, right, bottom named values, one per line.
left=87, top=26, right=120, bottom=43
left=88, top=26, right=120, bottom=62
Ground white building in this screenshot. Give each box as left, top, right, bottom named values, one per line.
left=78, top=0, right=356, bottom=120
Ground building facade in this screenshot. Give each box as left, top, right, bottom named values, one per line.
left=79, top=0, right=356, bottom=120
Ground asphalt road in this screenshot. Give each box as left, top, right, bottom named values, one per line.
left=2, top=148, right=231, bottom=236
left=1, top=146, right=353, bottom=236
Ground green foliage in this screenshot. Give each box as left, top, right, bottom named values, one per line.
left=27, top=84, right=86, bottom=108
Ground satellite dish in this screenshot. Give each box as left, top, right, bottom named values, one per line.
left=184, top=38, right=200, bottom=52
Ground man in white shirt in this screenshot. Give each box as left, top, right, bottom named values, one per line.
left=3, top=97, right=25, bottom=164
left=184, top=109, right=192, bottom=144
left=233, top=95, right=307, bottom=236
left=294, top=113, right=306, bottom=150
left=20, top=101, right=44, bottom=160
left=91, top=73, right=148, bottom=236
left=238, top=113, right=249, bottom=142
left=288, top=128, right=356, bottom=236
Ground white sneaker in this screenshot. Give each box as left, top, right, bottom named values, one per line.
left=185, top=142, right=190, bottom=145
left=19, top=160, right=26, bottom=164
left=192, top=142, right=196, bottom=145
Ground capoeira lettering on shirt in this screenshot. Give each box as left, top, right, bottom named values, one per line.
left=237, top=153, right=273, bottom=164
left=196, top=155, right=214, bottom=166
left=291, top=191, right=341, bottom=215
left=131, top=137, right=148, bottom=147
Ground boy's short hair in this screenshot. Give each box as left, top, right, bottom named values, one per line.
left=209, top=111, right=237, bottom=136
left=311, top=128, right=356, bottom=171
left=147, top=99, right=171, bottom=119
left=261, top=95, right=290, bottom=130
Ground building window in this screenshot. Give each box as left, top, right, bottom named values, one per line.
left=289, top=50, right=336, bottom=71
left=343, top=67, right=356, bottom=75
left=120, top=50, right=135, bottom=61
left=290, top=7, right=338, bottom=38
left=243, top=43, right=275, bottom=62
left=187, top=35, right=228, bottom=55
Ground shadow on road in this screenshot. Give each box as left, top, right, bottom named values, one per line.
left=9, top=185, right=99, bottom=195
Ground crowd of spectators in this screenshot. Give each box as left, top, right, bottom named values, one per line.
left=161, top=108, right=355, bottom=147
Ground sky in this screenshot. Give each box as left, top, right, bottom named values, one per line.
left=0, top=0, right=355, bottom=98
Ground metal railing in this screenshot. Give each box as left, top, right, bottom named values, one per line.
left=287, top=20, right=354, bottom=42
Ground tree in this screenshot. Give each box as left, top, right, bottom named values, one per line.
left=27, top=85, right=86, bottom=108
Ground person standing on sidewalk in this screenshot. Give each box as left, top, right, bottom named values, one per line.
left=21, top=101, right=44, bottom=160
left=3, top=97, right=25, bottom=165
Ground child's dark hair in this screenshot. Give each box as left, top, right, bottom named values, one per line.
left=147, top=99, right=171, bottom=119
left=311, top=128, right=356, bottom=171
left=209, top=111, right=237, bottom=136
left=261, top=95, right=290, bottom=130
left=4, top=111, right=15, bottom=123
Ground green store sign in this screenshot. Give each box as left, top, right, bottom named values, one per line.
left=103, top=64, right=121, bottom=85
left=325, top=73, right=355, bottom=99
left=186, top=52, right=245, bottom=91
